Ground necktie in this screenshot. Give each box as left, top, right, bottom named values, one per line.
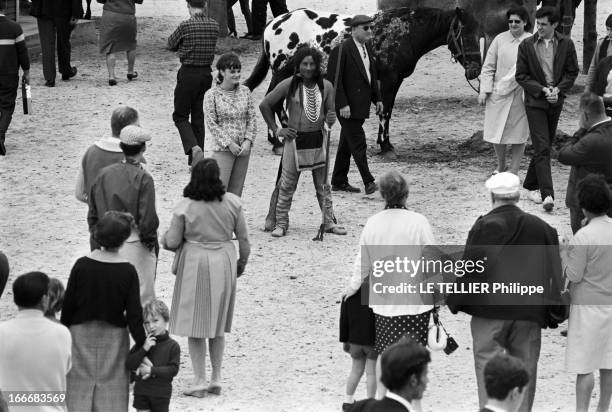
left=362, top=44, right=367, bottom=59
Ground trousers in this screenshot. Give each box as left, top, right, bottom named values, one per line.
left=251, top=0, right=288, bottom=35
left=172, top=65, right=212, bottom=164
left=274, top=138, right=334, bottom=231
left=522, top=105, right=563, bottom=199
left=36, top=17, right=73, bottom=82
left=471, top=316, right=541, bottom=412
left=331, top=117, right=374, bottom=186
left=211, top=150, right=251, bottom=197
left=0, top=74, right=18, bottom=139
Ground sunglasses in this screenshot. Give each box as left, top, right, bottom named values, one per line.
left=360, top=25, right=371, bottom=31
left=508, top=19, right=523, bottom=24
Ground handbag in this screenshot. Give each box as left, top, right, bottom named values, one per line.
left=427, top=307, right=458, bottom=355
left=170, top=244, right=183, bottom=275
left=548, top=269, right=571, bottom=325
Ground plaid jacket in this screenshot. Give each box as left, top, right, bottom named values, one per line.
left=168, top=13, right=218, bottom=67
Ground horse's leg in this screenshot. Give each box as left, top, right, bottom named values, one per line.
left=378, top=77, right=403, bottom=159
left=84, top=0, right=92, bottom=19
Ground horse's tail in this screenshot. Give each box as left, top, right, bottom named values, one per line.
left=244, top=41, right=270, bottom=91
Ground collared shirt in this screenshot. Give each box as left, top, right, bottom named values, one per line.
left=483, top=404, right=509, bottom=412
left=168, top=13, right=218, bottom=67
left=0, top=309, right=72, bottom=412
left=535, top=33, right=559, bottom=86
left=355, top=39, right=371, bottom=83
left=386, top=392, right=416, bottom=412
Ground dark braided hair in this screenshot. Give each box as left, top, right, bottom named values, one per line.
left=286, top=46, right=325, bottom=105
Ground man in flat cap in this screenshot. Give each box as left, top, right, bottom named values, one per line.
left=448, top=172, right=562, bottom=412
left=87, top=125, right=159, bottom=303
left=327, top=14, right=383, bottom=195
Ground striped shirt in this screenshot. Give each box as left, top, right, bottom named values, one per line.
left=0, top=15, right=30, bottom=75
left=167, top=13, right=218, bottom=67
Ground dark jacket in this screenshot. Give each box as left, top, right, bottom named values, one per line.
left=348, top=397, right=410, bottom=412
left=0, top=16, right=30, bottom=75
left=339, top=281, right=375, bottom=346
left=447, top=205, right=563, bottom=328
left=558, top=120, right=612, bottom=209
left=592, top=55, right=612, bottom=97
left=30, top=0, right=83, bottom=19
left=326, top=38, right=382, bottom=119
left=126, top=331, right=181, bottom=399
left=515, top=32, right=579, bottom=109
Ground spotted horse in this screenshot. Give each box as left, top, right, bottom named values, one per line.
left=244, top=7, right=482, bottom=157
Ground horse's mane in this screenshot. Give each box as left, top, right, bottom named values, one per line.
left=376, top=7, right=449, bottom=27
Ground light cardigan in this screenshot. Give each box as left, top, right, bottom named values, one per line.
left=349, top=208, right=435, bottom=317
left=204, top=84, right=257, bottom=151
left=0, top=309, right=72, bottom=412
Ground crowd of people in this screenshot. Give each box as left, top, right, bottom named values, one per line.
left=2, top=1, right=612, bottom=411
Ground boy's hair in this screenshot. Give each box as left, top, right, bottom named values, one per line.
left=144, top=299, right=170, bottom=322
left=484, top=354, right=529, bottom=400
left=110, top=106, right=139, bottom=137
left=380, top=338, right=431, bottom=391
left=44, top=278, right=65, bottom=317
left=13, top=272, right=49, bottom=308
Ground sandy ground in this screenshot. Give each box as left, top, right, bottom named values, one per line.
left=1, top=0, right=610, bottom=411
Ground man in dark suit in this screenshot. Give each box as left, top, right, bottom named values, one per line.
left=29, top=0, right=82, bottom=87
left=348, top=339, right=430, bottom=412
left=448, top=172, right=563, bottom=412
left=480, top=354, right=529, bottom=412
left=327, top=14, right=383, bottom=195
left=515, top=6, right=579, bottom=211
left=558, top=92, right=612, bottom=233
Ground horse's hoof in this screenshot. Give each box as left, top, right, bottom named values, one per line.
left=273, top=146, right=284, bottom=156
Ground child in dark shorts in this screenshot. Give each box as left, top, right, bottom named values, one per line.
left=340, top=281, right=376, bottom=411
left=126, top=300, right=180, bottom=412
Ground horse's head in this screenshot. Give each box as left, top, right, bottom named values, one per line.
left=447, top=7, right=481, bottom=80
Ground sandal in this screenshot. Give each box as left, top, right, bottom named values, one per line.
left=271, top=227, right=286, bottom=237
left=127, top=71, right=138, bottom=81
left=325, top=226, right=347, bottom=235
left=183, top=388, right=206, bottom=398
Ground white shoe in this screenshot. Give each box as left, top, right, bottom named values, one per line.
left=543, top=196, right=554, bottom=212
left=527, top=190, right=542, bottom=204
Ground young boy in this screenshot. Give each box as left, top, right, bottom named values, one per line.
left=126, top=300, right=180, bottom=412
left=340, top=280, right=376, bottom=411
left=0, top=5, right=30, bottom=156
left=168, top=0, right=218, bottom=166
left=481, top=354, right=530, bottom=412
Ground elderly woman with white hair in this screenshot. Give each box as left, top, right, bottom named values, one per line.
left=344, top=170, right=435, bottom=397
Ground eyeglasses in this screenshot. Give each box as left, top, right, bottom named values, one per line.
left=360, top=25, right=371, bottom=31
left=508, top=20, right=522, bottom=24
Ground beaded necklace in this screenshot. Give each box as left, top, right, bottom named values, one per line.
left=302, top=83, right=321, bottom=123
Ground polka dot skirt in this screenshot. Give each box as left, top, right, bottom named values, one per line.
left=374, top=311, right=431, bottom=354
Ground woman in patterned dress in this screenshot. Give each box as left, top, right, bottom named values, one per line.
left=162, top=158, right=250, bottom=397
left=344, top=170, right=435, bottom=398
left=204, top=53, right=257, bottom=196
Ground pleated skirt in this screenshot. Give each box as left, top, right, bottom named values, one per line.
left=169, top=241, right=237, bottom=338
left=99, top=10, right=137, bottom=54
left=66, top=321, right=129, bottom=412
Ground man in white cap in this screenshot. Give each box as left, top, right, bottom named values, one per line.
left=87, top=125, right=159, bottom=303
left=448, top=172, right=563, bottom=412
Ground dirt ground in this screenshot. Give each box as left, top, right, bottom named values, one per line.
left=1, top=0, right=610, bottom=411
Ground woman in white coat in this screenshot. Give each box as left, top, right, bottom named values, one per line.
left=478, top=6, right=531, bottom=176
